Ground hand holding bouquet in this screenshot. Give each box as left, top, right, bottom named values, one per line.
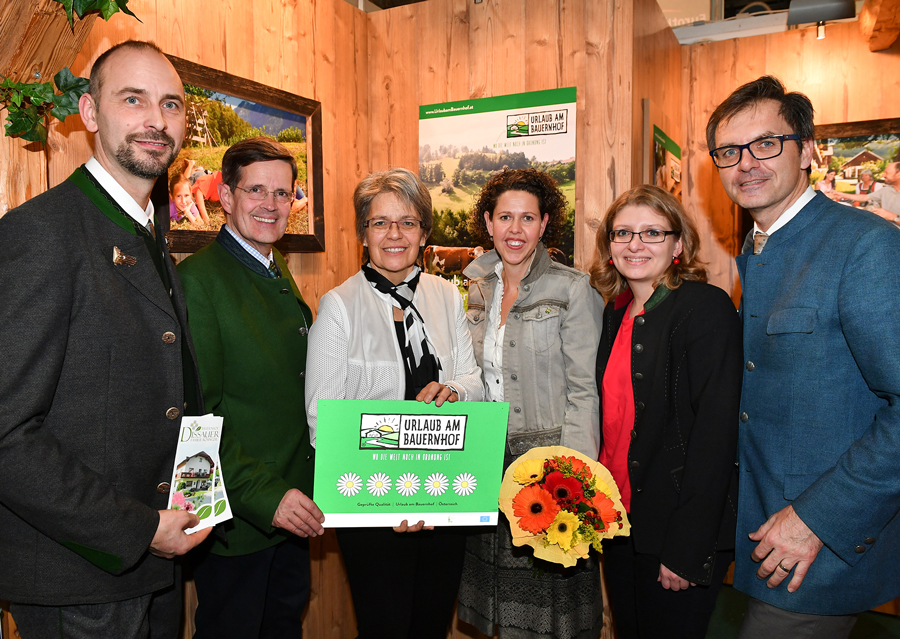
left=499, top=446, right=630, bottom=567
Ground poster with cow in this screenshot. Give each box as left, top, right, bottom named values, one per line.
left=419, top=88, right=577, bottom=305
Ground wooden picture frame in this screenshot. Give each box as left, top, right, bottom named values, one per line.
left=154, top=55, right=325, bottom=253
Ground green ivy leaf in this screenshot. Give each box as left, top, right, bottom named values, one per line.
left=115, top=0, right=139, bottom=20
left=5, top=105, right=47, bottom=142
left=54, top=67, right=89, bottom=94
left=57, top=0, right=76, bottom=27
left=10, top=91, right=23, bottom=108
left=51, top=67, right=89, bottom=122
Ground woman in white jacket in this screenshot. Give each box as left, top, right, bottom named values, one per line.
left=305, top=168, right=483, bottom=639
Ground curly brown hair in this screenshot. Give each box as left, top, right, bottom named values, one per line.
left=589, top=185, right=706, bottom=301
left=468, top=168, right=568, bottom=248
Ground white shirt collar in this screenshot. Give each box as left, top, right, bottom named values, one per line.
left=223, top=223, right=275, bottom=269
left=84, top=157, right=154, bottom=228
left=754, top=186, right=816, bottom=236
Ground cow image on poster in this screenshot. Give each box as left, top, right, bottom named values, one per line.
left=423, top=245, right=485, bottom=276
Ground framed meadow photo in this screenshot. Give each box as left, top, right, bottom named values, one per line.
left=153, top=56, right=325, bottom=253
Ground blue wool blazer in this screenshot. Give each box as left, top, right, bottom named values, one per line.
left=734, top=192, right=900, bottom=615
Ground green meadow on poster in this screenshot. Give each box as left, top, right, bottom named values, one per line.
left=314, top=399, right=509, bottom=527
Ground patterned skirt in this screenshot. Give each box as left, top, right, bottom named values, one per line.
left=457, top=513, right=604, bottom=639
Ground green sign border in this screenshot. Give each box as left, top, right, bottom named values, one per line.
left=420, top=87, right=577, bottom=120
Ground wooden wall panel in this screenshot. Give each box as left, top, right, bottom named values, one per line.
left=683, top=22, right=900, bottom=296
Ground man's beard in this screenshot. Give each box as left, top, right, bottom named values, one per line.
left=115, top=131, right=178, bottom=179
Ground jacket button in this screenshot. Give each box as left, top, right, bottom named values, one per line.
left=166, top=407, right=180, bottom=420
left=162, top=331, right=176, bottom=344
left=635, top=487, right=643, bottom=493
left=510, top=340, right=516, bottom=347
left=298, top=326, right=308, bottom=336
left=523, top=284, right=530, bottom=291
left=514, top=407, right=521, bottom=413
left=629, top=460, right=640, bottom=469
left=855, top=545, right=866, bottom=554
left=514, top=313, right=520, bottom=320
left=637, top=402, right=645, bottom=410
left=630, top=430, right=637, bottom=440
left=299, top=371, right=305, bottom=378
left=865, top=537, right=876, bottom=545
left=746, top=361, right=755, bottom=371
left=703, top=562, right=711, bottom=571
left=157, top=482, right=171, bottom=494
left=474, top=315, right=480, bottom=321
left=633, top=343, right=643, bottom=353
left=635, top=316, right=645, bottom=325
left=280, top=288, right=290, bottom=294
left=634, top=372, right=643, bottom=380
left=740, top=412, right=749, bottom=423
left=511, top=374, right=518, bottom=381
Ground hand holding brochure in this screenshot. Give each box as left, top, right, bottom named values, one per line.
left=166, top=414, right=233, bottom=533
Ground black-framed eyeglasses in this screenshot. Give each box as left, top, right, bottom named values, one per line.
left=363, top=218, right=425, bottom=233
left=709, top=134, right=802, bottom=168
left=609, top=230, right=679, bottom=243
left=233, top=185, right=295, bottom=204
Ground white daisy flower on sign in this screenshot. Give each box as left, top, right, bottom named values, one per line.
left=425, top=473, right=449, bottom=497
left=367, top=472, right=391, bottom=497
left=453, top=473, right=477, bottom=496
left=397, top=472, right=421, bottom=497
left=337, top=473, right=362, bottom=497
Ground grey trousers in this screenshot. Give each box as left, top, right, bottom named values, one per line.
left=737, top=597, right=858, bottom=639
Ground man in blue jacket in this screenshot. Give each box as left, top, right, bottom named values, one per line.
left=708, top=76, right=900, bottom=637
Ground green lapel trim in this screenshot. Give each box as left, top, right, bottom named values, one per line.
left=67, top=166, right=138, bottom=237
left=644, top=285, right=672, bottom=312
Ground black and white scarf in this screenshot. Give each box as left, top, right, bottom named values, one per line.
left=362, top=264, right=441, bottom=395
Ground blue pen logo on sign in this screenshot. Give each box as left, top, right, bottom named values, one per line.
left=358, top=413, right=467, bottom=451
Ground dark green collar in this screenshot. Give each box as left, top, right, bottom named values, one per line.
left=67, top=166, right=139, bottom=236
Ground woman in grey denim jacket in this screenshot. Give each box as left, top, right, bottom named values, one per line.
left=456, top=169, right=604, bottom=639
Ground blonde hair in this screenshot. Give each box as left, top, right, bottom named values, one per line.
left=589, top=184, right=706, bottom=301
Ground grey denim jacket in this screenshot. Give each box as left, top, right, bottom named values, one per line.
left=463, top=245, right=603, bottom=458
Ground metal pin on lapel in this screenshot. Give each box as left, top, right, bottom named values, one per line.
left=113, top=246, right=137, bottom=267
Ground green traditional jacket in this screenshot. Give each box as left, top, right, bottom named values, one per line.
left=178, top=238, right=314, bottom=556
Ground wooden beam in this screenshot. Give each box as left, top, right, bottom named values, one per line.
left=859, top=0, right=900, bottom=52
left=0, top=0, right=97, bottom=83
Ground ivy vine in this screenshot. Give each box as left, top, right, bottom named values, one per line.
left=51, top=0, right=138, bottom=28
left=0, top=68, right=89, bottom=143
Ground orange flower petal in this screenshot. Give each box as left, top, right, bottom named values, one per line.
left=512, top=484, right=561, bottom=534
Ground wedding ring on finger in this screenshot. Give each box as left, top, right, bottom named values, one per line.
left=777, top=562, right=791, bottom=573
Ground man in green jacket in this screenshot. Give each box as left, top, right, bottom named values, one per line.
left=178, top=137, right=324, bottom=638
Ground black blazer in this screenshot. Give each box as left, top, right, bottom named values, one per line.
left=0, top=172, right=203, bottom=605
left=596, top=281, right=742, bottom=584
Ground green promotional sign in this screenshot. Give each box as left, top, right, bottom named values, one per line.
left=314, top=399, right=510, bottom=527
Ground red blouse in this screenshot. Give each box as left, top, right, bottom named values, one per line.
left=600, top=301, right=641, bottom=512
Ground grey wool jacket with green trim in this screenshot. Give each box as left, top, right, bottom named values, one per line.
left=178, top=238, right=315, bottom=556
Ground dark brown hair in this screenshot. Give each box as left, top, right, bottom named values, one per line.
left=590, top=184, right=706, bottom=301
left=221, top=137, right=298, bottom=191
left=468, top=168, right=568, bottom=248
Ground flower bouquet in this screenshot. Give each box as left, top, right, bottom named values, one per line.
left=499, top=446, right=630, bottom=567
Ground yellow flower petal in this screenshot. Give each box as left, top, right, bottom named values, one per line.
left=513, top=458, right=546, bottom=485
left=547, top=510, right=580, bottom=549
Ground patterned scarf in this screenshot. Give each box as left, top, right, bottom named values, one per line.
left=362, top=263, right=441, bottom=396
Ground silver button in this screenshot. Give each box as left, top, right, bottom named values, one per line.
left=298, top=327, right=308, bottom=336
left=740, top=412, right=749, bottom=423
left=299, top=371, right=305, bottom=378
left=746, top=361, right=755, bottom=371
left=634, top=372, right=643, bottom=380
left=633, top=343, right=643, bottom=353
left=514, top=313, right=520, bottom=320
left=635, top=316, right=645, bottom=325
left=509, top=340, right=516, bottom=347
left=523, top=285, right=530, bottom=291
left=514, top=407, right=521, bottom=413
left=511, top=374, right=517, bottom=381
left=280, top=288, right=290, bottom=294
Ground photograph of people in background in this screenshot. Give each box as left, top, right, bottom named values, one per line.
left=810, top=132, right=900, bottom=223
left=168, top=84, right=311, bottom=235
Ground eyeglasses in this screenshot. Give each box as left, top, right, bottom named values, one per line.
left=709, top=134, right=802, bottom=168
left=364, top=218, right=425, bottom=234
left=233, top=185, right=295, bottom=204
left=609, top=230, right=679, bottom=243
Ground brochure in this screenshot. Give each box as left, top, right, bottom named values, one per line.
left=166, top=414, right=233, bottom=533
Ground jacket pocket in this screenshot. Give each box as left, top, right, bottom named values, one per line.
left=522, top=305, right=562, bottom=353
left=767, top=308, right=817, bottom=335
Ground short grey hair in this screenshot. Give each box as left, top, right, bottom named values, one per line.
left=353, top=168, right=433, bottom=243
left=861, top=169, right=874, bottom=177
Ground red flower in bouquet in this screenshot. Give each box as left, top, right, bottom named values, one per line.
left=588, top=493, right=621, bottom=531
left=512, top=484, right=560, bottom=534
left=543, top=471, right=585, bottom=504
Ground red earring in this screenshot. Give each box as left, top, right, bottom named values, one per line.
left=608, top=257, right=614, bottom=265
left=672, top=256, right=680, bottom=265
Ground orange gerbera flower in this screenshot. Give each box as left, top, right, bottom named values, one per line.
left=590, top=493, right=621, bottom=529
left=512, top=484, right=560, bottom=534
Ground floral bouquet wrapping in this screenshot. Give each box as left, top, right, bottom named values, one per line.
left=499, top=446, right=630, bottom=567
